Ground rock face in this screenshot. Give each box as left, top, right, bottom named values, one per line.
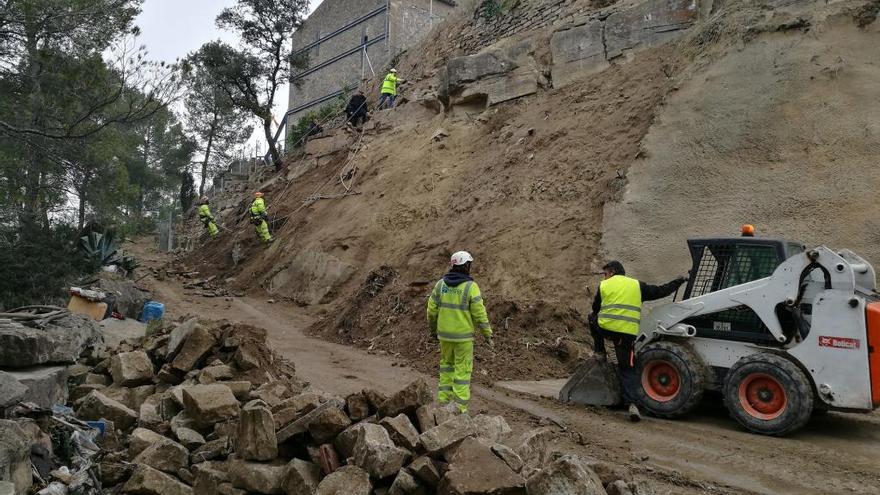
left=439, top=437, right=525, bottom=495
left=524, top=455, right=607, bottom=495
left=445, top=40, right=538, bottom=108
left=4, top=365, right=69, bottom=408
left=267, top=250, right=355, bottom=306
left=316, top=465, right=372, bottom=495
left=236, top=400, right=277, bottom=461
left=110, top=351, right=154, bottom=386
left=228, top=460, right=286, bottom=494
left=352, top=424, right=411, bottom=480
left=123, top=464, right=193, bottom=495
left=76, top=390, right=138, bottom=431
left=378, top=378, right=432, bottom=418
left=0, top=420, right=32, bottom=494
left=419, top=414, right=474, bottom=455
left=182, top=384, right=240, bottom=428
left=0, top=315, right=101, bottom=368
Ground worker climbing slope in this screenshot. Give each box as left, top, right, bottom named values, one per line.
left=197, top=197, right=219, bottom=238
left=378, top=68, right=405, bottom=109
left=426, top=251, right=493, bottom=413
left=250, top=191, right=273, bottom=244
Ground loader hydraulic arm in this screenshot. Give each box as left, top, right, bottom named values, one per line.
left=637, top=247, right=875, bottom=349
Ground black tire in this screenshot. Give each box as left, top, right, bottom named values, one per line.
left=723, top=353, right=813, bottom=436
left=635, top=341, right=707, bottom=418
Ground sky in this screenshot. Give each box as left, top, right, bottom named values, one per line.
left=134, top=0, right=323, bottom=152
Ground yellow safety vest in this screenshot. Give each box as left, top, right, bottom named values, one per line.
left=426, top=279, right=492, bottom=342
left=198, top=204, right=213, bottom=222
left=250, top=197, right=267, bottom=216
left=598, top=275, right=642, bottom=335
left=381, top=73, right=398, bottom=96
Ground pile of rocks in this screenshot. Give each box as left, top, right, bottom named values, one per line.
left=2, top=316, right=651, bottom=495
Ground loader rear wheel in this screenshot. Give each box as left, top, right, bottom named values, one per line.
left=635, top=341, right=707, bottom=418
left=724, top=353, right=813, bottom=436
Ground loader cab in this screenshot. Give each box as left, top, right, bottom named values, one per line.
left=681, top=236, right=805, bottom=345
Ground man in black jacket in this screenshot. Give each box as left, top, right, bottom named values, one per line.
left=346, top=90, right=368, bottom=127
left=589, top=260, right=687, bottom=421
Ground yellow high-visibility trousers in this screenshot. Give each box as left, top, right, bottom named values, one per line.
left=205, top=221, right=219, bottom=237
left=438, top=340, right=473, bottom=413
left=254, top=219, right=272, bottom=242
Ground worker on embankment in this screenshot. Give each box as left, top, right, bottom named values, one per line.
left=197, top=197, right=219, bottom=238
left=249, top=192, right=273, bottom=244
left=346, top=90, right=368, bottom=127
left=426, top=251, right=493, bottom=413
left=589, top=261, right=687, bottom=422
left=377, top=69, right=404, bottom=110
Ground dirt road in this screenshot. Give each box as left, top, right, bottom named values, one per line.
left=130, top=241, right=880, bottom=495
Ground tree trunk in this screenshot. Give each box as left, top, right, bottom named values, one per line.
left=198, top=119, right=217, bottom=197
left=77, top=189, right=86, bottom=232
left=263, top=117, right=281, bottom=171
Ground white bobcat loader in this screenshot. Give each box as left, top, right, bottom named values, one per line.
left=561, top=229, right=880, bottom=435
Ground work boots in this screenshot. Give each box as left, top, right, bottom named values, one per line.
left=628, top=403, right=642, bottom=422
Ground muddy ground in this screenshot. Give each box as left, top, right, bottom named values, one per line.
left=130, top=238, right=880, bottom=495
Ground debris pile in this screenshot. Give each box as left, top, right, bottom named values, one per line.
left=2, top=317, right=652, bottom=494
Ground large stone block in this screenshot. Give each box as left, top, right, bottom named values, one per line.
left=0, top=372, right=27, bottom=409
left=447, top=51, right=518, bottom=91
left=123, top=464, right=193, bottom=495
left=5, top=365, right=68, bottom=408
left=550, top=20, right=608, bottom=88
left=182, top=384, right=240, bottom=428
left=352, top=423, right=411, bottom=480
left=0, top=420, right=31, bottom=494
left=472, top=414, right=512, bottom=444
left=419, top=414, right=474, bottom=455
left=380, top=414, right=421, bottom=450
left=378, top=378, right=432, bottom=418
left=228, top=460, right=286, bottom=494
left=276, top=399, right=344, bottom=444
left=334, top=422, right=372, bottom=460
left=605, top=0, right=700, bottom=59
left=438, top=437, right=525, bottom=495
left=76, top=390, right=138, bottom=431
left=316, top=465, right=372, bottom=495
left=524, top=455, right=606, bottom=495
left=110, top=351, right=154, bottom=386
left=171, top=326, right=215, bottom=373
left=389, top=468, right=427, bottom=495
left=0, top=315, right=101, bottom=368
left=282, top=459, right=320, bottom=495
left=166, top=318, right=199, bottom=361
left=129, top=427, right=168, bottom=457
left=236, top=400, right=277, bottom=461
left=133, top=437, right=189, bottom=474
left=308, top=407, right=351, bottom=444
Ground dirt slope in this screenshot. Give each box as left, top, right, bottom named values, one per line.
left=187, top=0, right=880, bottom=381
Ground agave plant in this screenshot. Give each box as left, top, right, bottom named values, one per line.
left=80, top=231, right=120, bottom=270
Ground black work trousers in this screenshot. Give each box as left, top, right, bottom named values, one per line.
left=589, top=319, right=639, bottom=405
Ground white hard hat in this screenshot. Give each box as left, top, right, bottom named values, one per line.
left=390, top=68, right=397, bottom=73
left=450, top=251, right=474, bottom=266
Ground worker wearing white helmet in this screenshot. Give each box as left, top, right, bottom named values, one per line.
left=378, top=68, right=404, bottom=110
left=197, top=196, right=219, bottom=238
left=426, top=250, right=493, bottom=413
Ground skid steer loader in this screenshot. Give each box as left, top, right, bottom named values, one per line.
left=561, top=228, right=880, bottom=435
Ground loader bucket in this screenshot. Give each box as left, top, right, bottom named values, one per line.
left=558, top=356, right=622, bottom=406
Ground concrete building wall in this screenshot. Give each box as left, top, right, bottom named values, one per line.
left=287, top=0, right=457, bottom=128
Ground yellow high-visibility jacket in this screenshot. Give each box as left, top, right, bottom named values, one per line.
left=381, top=73, right=399, bottom=96
left=427, top=276, right=492, bottom=342
left=250, top=197, right=267, bottom=217
left=198, top=204, right=214, bottom=222
left=597, top=275, right=642, bottom=335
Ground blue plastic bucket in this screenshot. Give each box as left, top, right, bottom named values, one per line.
left=140, top=301, right=165, bottom=322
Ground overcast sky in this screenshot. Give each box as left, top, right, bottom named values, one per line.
left=134, top=0, right=323, bottom=151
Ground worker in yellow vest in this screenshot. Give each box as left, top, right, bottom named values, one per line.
left=249, top=192, right=273, bottom=243
left=426, top=251, right=493, bottom=413
left=197, top=197, right=219, bottom=238
left=589, top=261, right=687, bottom=422
left=378, top=68, right=405, bottom=109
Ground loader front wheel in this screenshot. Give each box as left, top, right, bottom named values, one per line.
left=635, top=341, right=707, bottom=418
left=724, top=353, right=813, bottom=436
